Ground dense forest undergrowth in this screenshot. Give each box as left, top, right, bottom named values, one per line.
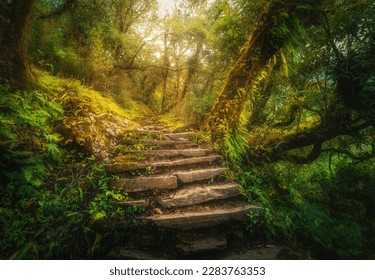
left=1, top=0, right=374, bottom=259
left=0, top=70, right=150, bottom=259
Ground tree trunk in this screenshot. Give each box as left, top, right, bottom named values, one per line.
left=181, top=42, right=203, bottom=99
left=207, top=0, right=304, bottom=144
left=0, top=0, right=35, bottom=90
left=161, top=30, right=170, bottom=113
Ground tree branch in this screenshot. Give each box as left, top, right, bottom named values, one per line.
left=273, top=104, right=300, bottom=127
left=251, top=118, right=375, bottom=163
left=322, top=148, right=375, bottom=162
left=282, top=141, right=323, bottom=164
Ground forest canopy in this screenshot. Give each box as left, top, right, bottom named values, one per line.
left=0, top=0, right=374, bottom=259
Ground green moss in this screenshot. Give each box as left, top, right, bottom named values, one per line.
left=159, top=113, right=187, bottom=131
left=36, top=69, right=150, bottom=120
left=30, top=69, right=158, bottom=158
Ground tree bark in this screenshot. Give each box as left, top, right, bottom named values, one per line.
left=0, top=0, right=35, bottom=90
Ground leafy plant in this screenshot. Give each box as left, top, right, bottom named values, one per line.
left=188, top=92, right=218, bottom=125
left=242, top=156, right=374, bottom=259
left=0, top=80, right=143, bottom=259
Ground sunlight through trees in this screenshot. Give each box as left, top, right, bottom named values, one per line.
left=1, top=0, right=374, bottom=260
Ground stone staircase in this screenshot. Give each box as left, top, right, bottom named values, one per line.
left=104, top=117, right=264, bottom=259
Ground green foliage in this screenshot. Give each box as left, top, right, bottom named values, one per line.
left=30, top=0, right=160, bottom=100
left=0, top=154, right=130, bottom=259
left=187, top=92, right=218, bottom=125
left=35, top=70, right=148, bottom=159
left=242, top=157, right=374, bottom=259
left=159, top=114, right=187, bottom=131
left=0, top=84, right=63, bottom=189
left=30, top=19, right=84, bottom=77
left=224, top=121, right=249, bottom=164
left=0, top=78, right=144, bottom=259
left=2, top=0, right=373, bottom=261
left=210, top=0, right=262, bottom=62
left=223, top=1, right=375, bottom=260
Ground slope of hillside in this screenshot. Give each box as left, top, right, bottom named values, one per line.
left=0, top=70, right=154, bottom=259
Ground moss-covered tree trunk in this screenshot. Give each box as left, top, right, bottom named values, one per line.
left=0, top=0, right=35, bottom=90
left=181, top=41, right=203, bottom=99
left=161, top=30, right=170, bottom=113
left=207, top=0, right=309, bottom=144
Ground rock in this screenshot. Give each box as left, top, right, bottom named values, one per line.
left=106, top=155, right=221, bottom=173
left=158, top=183, right=240, bottom=208
left=143, top=204, right=262, bottom=230
left=121, top=139, right=191, bottom=148
left=107, top=248, right=160, bottom=260
left=222, top=245, right=291, bottom=260
left=121, top=149, right=212, bottom=159
left=177, top=235, right=227, bottom=255
left=63, top=113, right=139, bottom=160
left=115, top=199, right=148, bottom=207
left=151, top=155, right=220, bottom=168
left=174, top=168, right=228, bottom=184
left=111, top=175, right=178, bottom=193
left=164, top=132, right=195, bottom=140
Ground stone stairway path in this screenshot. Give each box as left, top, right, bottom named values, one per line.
left=104, top=117, right=265, bottom=259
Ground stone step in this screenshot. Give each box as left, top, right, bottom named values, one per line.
left=121, top=139, right=190, bottom=145
left=120, top=148, right=212, bottom=159
left=174, top=167, right=228, bottom=184
left=107, top=248, right=161, bottom=260
left=111, top=175, right=178, bottom=193
left=164, top=132, right=196, bottom=140
left=142, top=203, right=262, bottom=230
left=106, top=155, right=221, bottom=173
left=121, top=139, right=198, bottom=149
left=115, top=199, right=148, bottom=207
left=133, top=130, right=167, bottom=140
left=177, top=235, right=227, bottom=255
left=135, top=130, right=167, bottom=136
left=134, top=131, right=195, bottom=141
left=142, top=126, right=170, bottom=132
left=158, top=183, right=240, bottom=209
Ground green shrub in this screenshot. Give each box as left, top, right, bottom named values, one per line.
left=188, top=92, right=218, bottom=125
left=242, top=156, right=374, bottom=259
left=0, top=83, right=141, bottom=259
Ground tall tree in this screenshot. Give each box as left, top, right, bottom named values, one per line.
left=207, top=0, right=321, bottom=144
left=243, top=0, right=375, bottom=164
left=0, top=0, right=35, bottom=90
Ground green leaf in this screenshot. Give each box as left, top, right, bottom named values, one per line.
left=46, top=143, right=62, bottom=161
left=92, top=211, right=106, bottom=220
left=78, top=187, right=84, bottom=202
